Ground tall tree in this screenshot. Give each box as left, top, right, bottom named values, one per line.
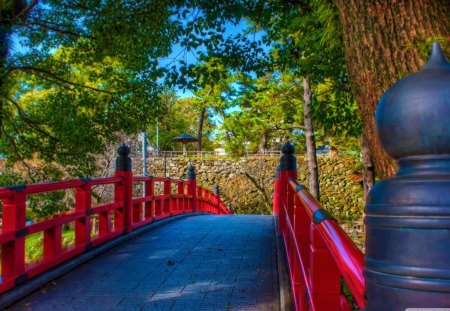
left=187, top=57, right=237, bottom=151
left=303, top=77, right=320, bottom=200
left=333, top=0, right=450, bottom=178
left=221, top=73, right=305, bottom=156
left=257, top=0, right=356, bottom=200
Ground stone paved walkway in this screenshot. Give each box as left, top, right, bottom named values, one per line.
left=9, top=215, right=279, bottom=311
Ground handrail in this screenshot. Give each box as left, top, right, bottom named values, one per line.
left=289, top=180, right=365, bottom=308
left=0, top=156, right=231, bottom=295
left=145, top=150, right=282, bottom=158
left=274, top=143, right=366, bottom=311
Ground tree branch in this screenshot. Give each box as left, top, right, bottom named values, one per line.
left=8, top=66, right=116, bottom=94
left=272, top=124, right=306, bottom=131
left=2, top=127, right=36, bottom=182
left=24, top=20, right=92, bottom=39
left=6, top=96, right=59, bottom=141
left=11, top=0, right=39, bottom=22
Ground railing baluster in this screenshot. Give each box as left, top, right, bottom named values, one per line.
left=44, top=224, right=62, bottom=260
left=145, top=178, right=154, bottom=219
left=196, top=186, right=202, bottom=212
left=178, top=182, right=184, bottom=213
left=132, top=201, right=142, bottom=224
left=75, top=182, right=92, bottom=247
left=163, top=179, right=171, bottom=215
left=1, top=191, right=26, bottom=281
left=98, top=210, right=111, bottom=236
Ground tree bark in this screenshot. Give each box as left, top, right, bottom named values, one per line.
left=1, top=0, right=37, bottom=138
left=197, top=107, right=206, bottom=152
left=334, top=0, right=450, bottom=179
left=303, top=77, right=320, bottom=200
left=362, top=133, right=375, bottom=202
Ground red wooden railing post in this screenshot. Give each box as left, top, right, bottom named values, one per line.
left=278, top=143, right=297, bottom=235
left=43, top=224, right=62, bottom=260
left=273, top=167, right=280, bottom=215
left=75, top=180, right=92, bottom=247
left=177, top=182, right=184, bottom=213
left=163, top=179, right=171, bottom=215
left=186, top=165, right=197, bottom=212
left=114, top=144, right=133, bottom=233
left=98, top=207, right=111, bottom=237
left=144, top=178, right=154, bottom=219
left=213, top=185, right=220, bottom=214
left=197, top=186, right=203, bottom=212
left=207, top=191, right=212, bottom=213
left=309, top=223, right=341, bottom=310
left=1, top=188, right=26, bottom=282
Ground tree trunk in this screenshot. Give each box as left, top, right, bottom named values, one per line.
left=0, top=16, right=11, bottom=139
left=303, top=77, right=320, bottom=200
left=197, top=107, right=206, bottom=152
left=334, top=0, right=450, bottom=179
left=362, top=133, right=375, bottom=202
left=1, top=1, right=36, bottom=138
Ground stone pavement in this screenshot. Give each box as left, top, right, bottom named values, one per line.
left=9, top=215, right=279, bottom=311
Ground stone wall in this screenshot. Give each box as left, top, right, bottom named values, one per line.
left=142, top=155, right=364, bottom=221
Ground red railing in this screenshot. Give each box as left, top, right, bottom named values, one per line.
left=275, top=173, right=365, bottom=310
left=0, top=172, right=230, bottom=295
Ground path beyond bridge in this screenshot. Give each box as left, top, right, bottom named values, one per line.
left=9, top=215, right=280, bottom=311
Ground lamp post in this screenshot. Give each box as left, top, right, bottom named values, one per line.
left=141, top=132, right=147, bottom=176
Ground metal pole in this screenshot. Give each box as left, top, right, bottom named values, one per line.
left=142, top=132, right=147, bottom=176
left=164, top=152, right=167, bottom=177
left=156, top=121, right=159, bottom=152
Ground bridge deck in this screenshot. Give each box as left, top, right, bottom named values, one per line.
left=9, top=215, right=279, bottom=311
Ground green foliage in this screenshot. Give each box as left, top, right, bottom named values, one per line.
left=221, top=73, right=305, bottom=155
left=145, top=91, right=218, bottom=152
left=258, top=0, right=362, bottom=152
left=0, top=0, right=366, bottom=219
left=1, top=47, right=161, bottom=178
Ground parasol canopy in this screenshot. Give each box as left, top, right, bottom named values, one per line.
left=172, top=133, right=198, bottom=143
left=172, top=133, right=198, bottom=155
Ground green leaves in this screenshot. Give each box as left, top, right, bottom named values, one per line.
left=221, top=73, right=305, bottom=155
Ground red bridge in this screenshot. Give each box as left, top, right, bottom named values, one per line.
left=0, top=43, right=449, bottom=310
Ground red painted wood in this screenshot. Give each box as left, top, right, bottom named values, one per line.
left=187, top=180, right=197, bottom=212
left=273, top=178, right=279, bottom=215
left=114, top=171, right=133, bottom=233
left=75, top=184, right=92, bottom=247
left=144, top=180, right=154, bottom=219
left=309, top=225, right=341, bottom=311
left=98, top=210, right=111, bottom=236
left=293, top=183, right=365, bottom=308
left=275, top=178, right=366, bottom=310
left=0, top=169, right=229, bottom=296
left=164, top=180, right=171, bottom=215
left=1, top=192, right=26, bottom=281
left=43, top=225, right=62, bottom=260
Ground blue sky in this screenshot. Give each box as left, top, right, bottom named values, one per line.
left=159, top=19, right=269, bottom=99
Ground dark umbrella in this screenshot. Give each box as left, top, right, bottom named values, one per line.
left=172, top=133, right=198, bottom=156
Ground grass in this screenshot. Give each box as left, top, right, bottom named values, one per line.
left=25, top=229, right=75, bottom=263
left=0, top=229, right=76, bottom=276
